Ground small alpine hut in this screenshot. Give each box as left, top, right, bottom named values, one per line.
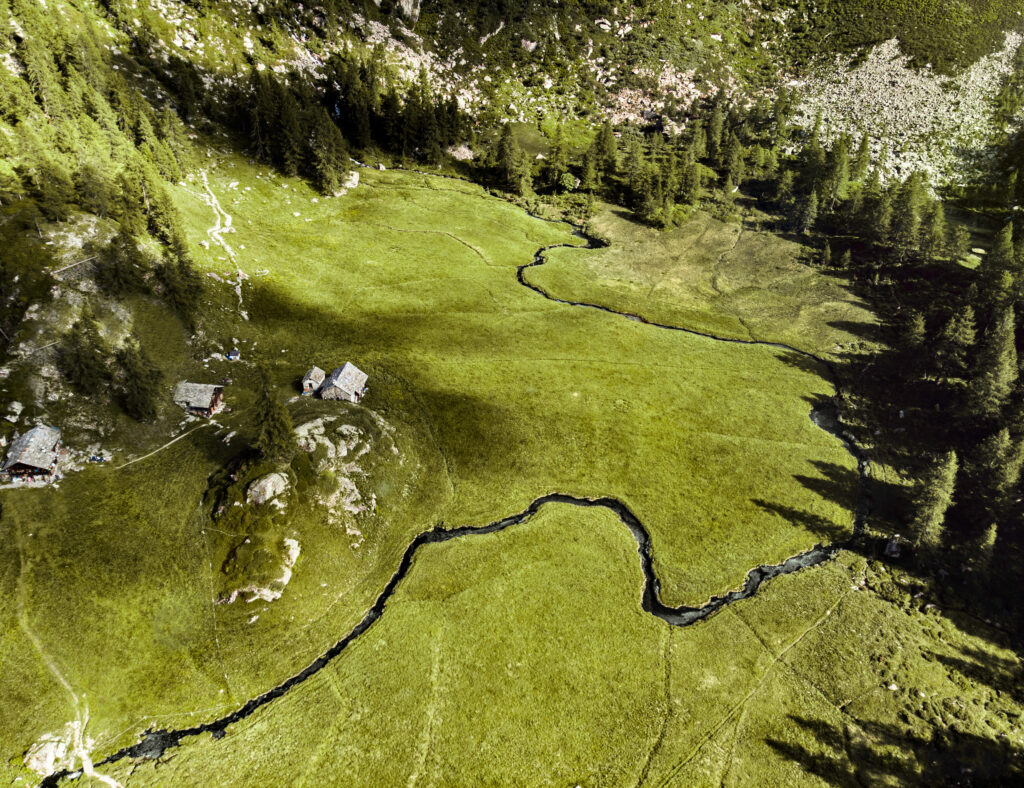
left=173, top=381, right=224, bottom=417
left=2, top=425, right=61, bottom=478
left=302, top=366, right=326, bottom=396
left=319, top=363, right=368, bottom=403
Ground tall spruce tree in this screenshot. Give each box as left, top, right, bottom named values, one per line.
left=116, top=339, right=162, bottom=421
left=937, top=304, right=976, bottom=380
left=969, top=306, right=1018, bottom=421
left=59, top=310, right=108, bottom=395
left=912, top=450, right=958, bottom=551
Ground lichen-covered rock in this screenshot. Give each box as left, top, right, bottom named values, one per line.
left=247, top=472, right=289, bottom=505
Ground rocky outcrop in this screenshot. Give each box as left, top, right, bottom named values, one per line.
left=246, top=473, right=289, bottom=505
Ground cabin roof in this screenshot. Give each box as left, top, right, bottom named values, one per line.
left=173, top=381, right=222, bottom=410
left=324, top=363, right=368, bottom=394
left=3, top=425, right=60, bottom=471
left=303, top=366, right=326, bottom=384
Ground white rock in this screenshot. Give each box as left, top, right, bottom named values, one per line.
left=247, top=472, right=289, bottom=505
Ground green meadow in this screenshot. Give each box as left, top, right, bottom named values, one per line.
left=105, top=505, right=1024, bottom=787
left=536, top=206, right=876, bottom=357
left=2, top=162, right=859, bottom=779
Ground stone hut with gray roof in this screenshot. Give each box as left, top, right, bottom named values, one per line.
left=319, top=363, right=368, bottom=403
left=2, top=425, right=61, bottom=477
left=173, top=381, right=224, bottom=417
left=302, top=366, right=326, bottom=395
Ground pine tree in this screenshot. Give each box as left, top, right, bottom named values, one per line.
left=799, top=189, right=819, bottom=234
left=948, top=223, right=971, bottom=261
left=821, top=241, right=832, bottom=267
left=972, top=427, right=1024, bottom=526
left=97, top=220, right=147, bottom=296
left=580, top=144, right=598, bottom=192
left=981, top=222, right=1015, bottom=305
left=937, top=305, right=976, bottom=380
left=823, top=134, right=851, bottom=207
left=902, top=310, right=926, bottom=350
left=596, top=120, right=617, bottom=176
left=274, top=84, right=304, bottom=176
left=892, top=174, right=928, bottom=256
left=852, top=133, right=870, bottom=182
left=911, top=450, right=957, bottom=551
left=919, top=203, right=948, bottom=261
left=116, top=339, right=162, bottom=421
left=774, top=169, right=795, bottom=211
left=723, top=132, right=745, bottom=189
left=308, top=108, right=349, bottom=194
left=679, top=160, right=701, bottom=205
left=974, top=523, right=998, bottom=569
left=59, top=310, right=108, bottom=395
left=544, top=125, right=570, bottom=191
left=969, top=307, right=1018, bottom=421
left=254, top=369, right=295, bottom=460
left=707, top=100, right=725, bottom=164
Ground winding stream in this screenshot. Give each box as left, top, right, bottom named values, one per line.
left=42, top=215, right=872, bottom=785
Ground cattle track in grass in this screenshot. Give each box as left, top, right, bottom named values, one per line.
left=42, top=212, right=872, bottom=786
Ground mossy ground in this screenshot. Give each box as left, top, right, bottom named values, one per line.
left=536, top=204, right=876, bottom=357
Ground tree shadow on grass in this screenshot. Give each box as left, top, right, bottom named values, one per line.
left=767, top=714, right=1024, bottom=787
left=752, top=499, right=851, bottom=544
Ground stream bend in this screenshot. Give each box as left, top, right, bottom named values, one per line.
left=42, top=222, right=872, bottom=784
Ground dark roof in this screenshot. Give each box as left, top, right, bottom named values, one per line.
left=3, top=425, right=60, bottom=471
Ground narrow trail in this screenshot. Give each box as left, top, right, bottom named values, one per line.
left=198, top=171, right=249, bottom=319
left=114, top=422, right=216, bottom=470
left=41, top=197, right=872, bottom=786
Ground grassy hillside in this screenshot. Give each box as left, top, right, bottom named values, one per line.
left=0, top=162, right=857, bottom=780
left=100, top=510, right=1024, bottom=786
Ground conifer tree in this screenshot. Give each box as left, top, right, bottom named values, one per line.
left=723, top=132, right=745, bottom=188
left=308, top=107, right=348, bottom=194
left=59, top=310, right=108, bottom=395
left=495, top=124, right=532, bottom=195
left=116, top=339, right=162, bottom=421
left=969, top=307, right=1018, bottom=421
left=937, top=305, right=976, bottom=380
left=679, top=160, right=701, bottom=205
left=902, top=310, right=926, bottom=350
left=823, top=134, right=851, bottom=207
left=912, top=450, right=957, bottom=551
left=799, top=189, right=819, bottom=234
left=596, top=120, right=617, bottom=176
left=972, top=427, right=1024, bottom=526
left=775, top=169, right=795, bottom=211
left=981, top=222, right=1015, bottom=305
left=892, top=173, right=928, bottom=256
left=97, top=220, right=147, bottom=296
left=919, top=203, right=948, bottom=261
left=580, top=145, right=598, bottom=192
left=852, top=133, right=870, bottom=182
left=254, top=368, right=295, bottom=460
left=707, top=100, right=725, bottom=164
left=948, top=223, right=971, bottom=261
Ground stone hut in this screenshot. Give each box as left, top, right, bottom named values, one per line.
left=173, top=382, right=224, bottom=417
left=2, top=425, right=61, bottom=477
left=319, top=363, right=368, bottom=403
left=302, top=366, right=326, bottom=396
